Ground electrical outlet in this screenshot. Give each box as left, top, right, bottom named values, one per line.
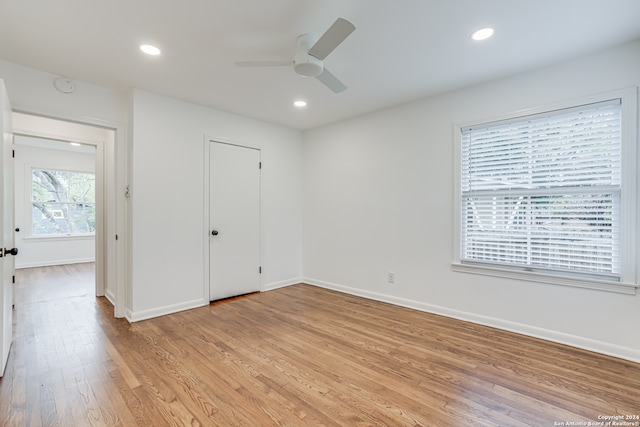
left=387, top=271, right=395, bottom=284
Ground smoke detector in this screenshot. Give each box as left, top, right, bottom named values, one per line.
left=54, top=77, right=75, bottom=94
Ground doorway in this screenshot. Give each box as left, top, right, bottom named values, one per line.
left=12, top=112, right=116, bottom=304
left=14, top=136, right=96, bottom=271
left=207, top=141, right=261, bottom=301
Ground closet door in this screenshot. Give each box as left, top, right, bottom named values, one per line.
left=209, top=141, right=260, bottom=301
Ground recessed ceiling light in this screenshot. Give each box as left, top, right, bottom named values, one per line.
left=294, top=100, right=307, bottom=108
left=140, top=44, right=161, bottom=55
left=471, top=27, right=494, bottom=41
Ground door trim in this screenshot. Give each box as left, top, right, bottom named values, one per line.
left=11, top=107, right=126, bottom=318
left=203, top=135, right=262, bottom=303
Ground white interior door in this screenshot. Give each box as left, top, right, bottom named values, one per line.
left=209, top=142, right=260, bottom=301
left=0, top=80, right=15, bottom=376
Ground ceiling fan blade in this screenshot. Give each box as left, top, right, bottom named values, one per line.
left=308, top=18, right=355, bottom=60
left=235, top=60, right=291, bottom=67
left=315, top=68, right=347, bottom=93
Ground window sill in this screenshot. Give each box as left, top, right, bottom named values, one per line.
left=451, top=262, right=637, bottom=295
left=24, top=234, right=95, bottom=243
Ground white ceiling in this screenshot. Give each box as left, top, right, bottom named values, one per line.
left=1, top=0, right=639, bottom=130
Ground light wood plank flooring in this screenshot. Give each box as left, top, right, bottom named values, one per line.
left=1, top=263, right=639, bottom=426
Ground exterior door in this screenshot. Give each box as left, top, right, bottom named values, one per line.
left=0, top=80, right=15, bottom=376
left=209, top=141, right=260, bottom=301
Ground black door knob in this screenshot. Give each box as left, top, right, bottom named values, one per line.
left=211, top=230, right=219, bottom=236
left=3, top=248, right=18, bottom=256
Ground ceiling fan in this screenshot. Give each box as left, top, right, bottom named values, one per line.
left=235, top=18, right=356, bottom=93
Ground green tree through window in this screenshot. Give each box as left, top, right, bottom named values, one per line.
left=32, top=169, right=96, bottom=235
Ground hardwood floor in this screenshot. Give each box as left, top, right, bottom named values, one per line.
left=1, top=264, right=639, bottom=426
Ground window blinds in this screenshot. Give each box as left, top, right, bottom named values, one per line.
left=460, top=100, right=622, bottom=278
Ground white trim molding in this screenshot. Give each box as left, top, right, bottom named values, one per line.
left=126, top=298, right=209, bottom=323
left=11, top=107, right=127, bottom=318
left=16, top=258, right=95, bottom=269
left=451, top=262, right=637, bottom=295
left=262, top=277, right=303, bottom=292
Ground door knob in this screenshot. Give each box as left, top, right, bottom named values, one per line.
left=211, top=230, right=219, bottom=236
left=3, top=248, right=18, bottom=256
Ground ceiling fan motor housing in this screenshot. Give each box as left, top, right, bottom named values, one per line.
left=293, top=52, right=323, bottom=77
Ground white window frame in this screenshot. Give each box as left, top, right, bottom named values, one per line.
left=28, top=166, right=96, bottom=239
left=452, top=88, right=638, bottom=294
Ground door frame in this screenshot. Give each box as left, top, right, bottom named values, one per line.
left=12, top=108, right=126, bottom=318
left=1, top=80, right=14, bottom=376
left=202, top=135, right=262, bottom=302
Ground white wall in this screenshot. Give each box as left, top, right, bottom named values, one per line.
left=128, top=90, right=303, bottom=321
left=302, top=40, right=640, bottom=362
left=0, top=59, right=127, bottom=316
left=0, top=60, right=127, bottom=124
left=14, top=141, right=95, bottom=268
left=0, top=59, right=303, bottom=323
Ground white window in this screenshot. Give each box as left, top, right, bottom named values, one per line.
left=31, top=168, right=96, bottom=236
left=453, top=89, right=638, bottom=294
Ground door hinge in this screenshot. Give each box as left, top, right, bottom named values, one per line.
left=12, top=149, right=15, bottom=158
left=115, top=234, right=118, bottom=241
left=12, top=275, right=15, bottom=284
left=259, top=266, right=262, bottom=274
left=259, top=162, right=262, bottom=169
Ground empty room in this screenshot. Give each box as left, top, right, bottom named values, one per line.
left=0, top=1, right=639, bottom=425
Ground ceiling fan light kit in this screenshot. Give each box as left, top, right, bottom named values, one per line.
left=236, top=17, right=356, bottom=93
left=293, top=52, right=323, bottom=77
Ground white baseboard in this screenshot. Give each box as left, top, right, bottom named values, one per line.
left=125, top=279, right=302, bottom=324
left=104, top=289, right=116, bottom=307
left=262, top=277, right=303, bottom=292
left=127, top=298, right=209, bottom=323
left=303, top=277, right=640, bottom=364
left=16, top=258, right=95, bottom=269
